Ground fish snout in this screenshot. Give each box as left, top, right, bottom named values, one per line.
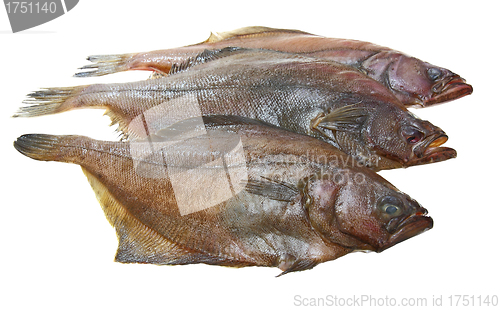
left=405, top=125, right=456, bottom=167
left=413, top=131, right=448, bottom=158
left=427, top=74, right=473, bottom=106
left=407, top=198, right=428, bottom=216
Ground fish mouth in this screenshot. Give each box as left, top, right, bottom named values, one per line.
left=378, top=214, right=433, bottom=252
left=425, top=75, right=473, bottom=106
left=407, top=133, right=457, bottom=167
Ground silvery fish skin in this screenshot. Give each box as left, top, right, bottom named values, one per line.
left=15, top=48, right=455, bottom=171
left=13, top=116, right=433, bottom=275
left=76, top=26, right=473, bottom=108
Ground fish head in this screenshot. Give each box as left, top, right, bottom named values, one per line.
left=335, top=178, right=433, bottom=252
left=303, top=171, right=432, bottom=252
left=362, top=104, right=457, bottom=169
left=364, top=52, right=472, bottom=107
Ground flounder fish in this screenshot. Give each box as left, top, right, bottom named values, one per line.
left=15, top=48, right=456, bottom=170
left=13, top=116, right=432, bottom=275
left=76, top=26, right=472, bottom=108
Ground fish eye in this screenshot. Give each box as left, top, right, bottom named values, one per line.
left=378, top=196, right=404, bottom=217
left=383, top=204, right=401, bottom=215
left=401, top=126, right=424, bottom=144
left=427, top=67, right=442, bottom=81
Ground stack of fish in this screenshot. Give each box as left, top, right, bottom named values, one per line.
left=13, top=27, right=472, bottom=275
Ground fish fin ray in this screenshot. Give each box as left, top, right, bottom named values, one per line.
left=316, top=103, right=368, bottom=133
left=12, top=86, right=133, bottom=139
left=204, top=26, right=311, bottom=43
left=13, top=134, right=65, bottom=161
left=13, top=86, right=87, bottom=118
left=74, top=54, right=134, bottom=77
left=82, top=168, right=209, bottom=264
left=277, top=257, right=319, bottom=276
left=103, top=110, right=137, bottom=141
left=244, top=176, right=299, bottom=202
left=169, top=47, right=245, bottom=75
left=148, top=71, right=168, bottom=80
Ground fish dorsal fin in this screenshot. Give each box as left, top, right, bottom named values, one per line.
left=205, top=26, right=311, bottom=43
left=148, top=71, right=168, bottom=80
left=244, top=176, right=299, bottom=202
left=316, top=103, right=369, bottom=133
left=169, top=46, right=245, bottom=75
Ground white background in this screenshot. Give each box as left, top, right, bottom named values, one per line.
left=1, top=1, right=498, bottom=309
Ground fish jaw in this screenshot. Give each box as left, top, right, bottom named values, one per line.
left=424, top=74, right=473, bottom=107
left=405, top=132, right=457, bottom=167
left=410, top=145, right=457, bottom=167
left=378, top=214, right=433, bottom=252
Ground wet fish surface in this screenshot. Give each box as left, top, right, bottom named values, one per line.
left=76, top=26, right=472, bottom=108
left=13, top=115, right=433, bottom=275
left=15, top=48, right=456, bottom=170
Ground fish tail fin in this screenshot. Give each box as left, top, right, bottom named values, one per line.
left=74, top=54, right=134, bottom=77
left=13, top=134, right=69, bottom=162
left=13, top=86, right=89, bottom=118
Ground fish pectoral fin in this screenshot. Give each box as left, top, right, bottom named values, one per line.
left=277, top=254, right=319, bottom=276
left=244, top=176, right=299, bottom=202
left=316, top=104, right=368, bottom=133
left=203, top=26, right=311, bottom=43
left=169, top=47, right=246, bottom=75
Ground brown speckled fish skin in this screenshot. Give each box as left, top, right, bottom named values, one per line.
left=16, top=48, right=455, bottom=171
left=13, top=116, right=432, bottom=274
left=76, top=26, right=472, bottom=108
